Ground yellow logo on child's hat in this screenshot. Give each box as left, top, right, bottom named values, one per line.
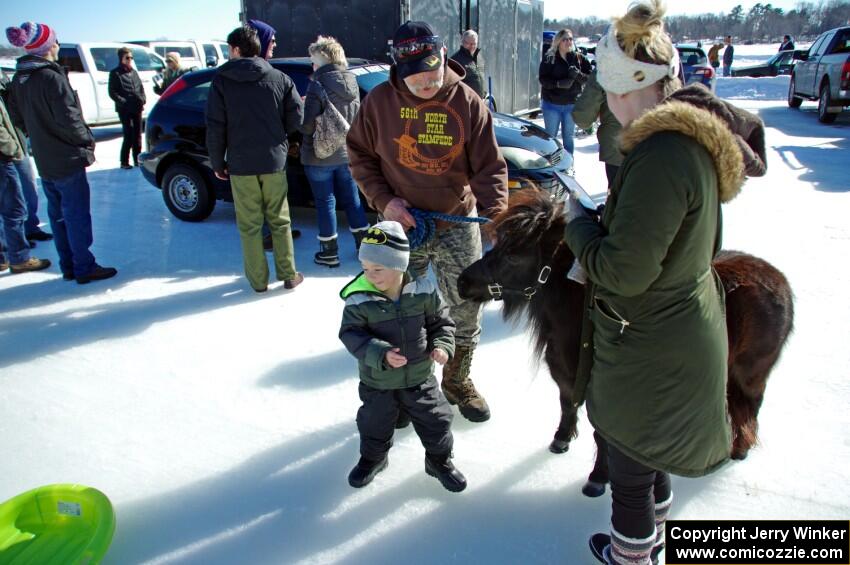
left=361, top=227, right=388, bottom=245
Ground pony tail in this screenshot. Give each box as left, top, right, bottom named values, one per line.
left=612, top=0, right=674, bottom=66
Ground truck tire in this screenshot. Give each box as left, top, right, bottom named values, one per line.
left=787, top=75, right=803, bottom=108
left=162, top=163, right=216, bottom=221
left=817, top=81, right=838, bottom=124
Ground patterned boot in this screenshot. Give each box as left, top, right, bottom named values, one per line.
left=589, top=527, right=655, bottom=565
left=650, top=495, right=673, bottom=564
left=441, top=345, right=490, bottom=422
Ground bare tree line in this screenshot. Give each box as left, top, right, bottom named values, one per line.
left=546, top=0, right=850, bottom=43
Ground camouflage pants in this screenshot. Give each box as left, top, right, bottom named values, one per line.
left=408, top=219, right=483, bottom=347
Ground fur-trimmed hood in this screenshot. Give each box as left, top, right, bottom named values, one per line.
left=619, top=85, right=766, bottom=203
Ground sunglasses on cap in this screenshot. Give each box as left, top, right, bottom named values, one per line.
left=391, top=35, right=441, bottom=63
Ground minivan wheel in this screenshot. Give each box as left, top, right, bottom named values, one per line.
left=162, top=163, right=216, bottom=221
left=817, top=82, right=838, bottom=124
left=787, top=76, right=803, bottom=108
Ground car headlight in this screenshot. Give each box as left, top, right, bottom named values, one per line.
left=500, top=146, right=550, bottom=170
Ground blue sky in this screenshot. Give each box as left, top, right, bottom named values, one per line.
left=4, top=0, right=802, bottom=44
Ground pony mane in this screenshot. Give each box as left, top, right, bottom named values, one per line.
left=488, top=190, right=564, bottom=247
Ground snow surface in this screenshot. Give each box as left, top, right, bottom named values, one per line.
left=1, top=44, right=849, bottom=564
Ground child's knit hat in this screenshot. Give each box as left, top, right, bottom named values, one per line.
left=6, top=22, right=57, bottom=56
left=358, top=221, right=410, bottom=272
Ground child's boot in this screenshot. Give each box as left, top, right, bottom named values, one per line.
left=425, top=452, right=467, bottom=492
left=348, top=455, right=387, bottom=488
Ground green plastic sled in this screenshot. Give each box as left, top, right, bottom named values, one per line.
left=0, top=484, right=116, bottom=565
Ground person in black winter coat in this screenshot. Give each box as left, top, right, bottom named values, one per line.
left=538, top=28, right=592, bottom=156
left=449, top=30, right=486, bottom=97
left=206, top=25, right=304, bottom=293
left=779, top=35, right=795, bottom=52
left=108, top=47, right=146, bottom=168
left=6, top=21, right=117, bottom=283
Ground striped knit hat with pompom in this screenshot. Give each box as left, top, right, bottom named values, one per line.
left=6, top=22, right=57, bottom=56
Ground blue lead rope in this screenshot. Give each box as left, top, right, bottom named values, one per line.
left=407, top=208, right=490, bottom=250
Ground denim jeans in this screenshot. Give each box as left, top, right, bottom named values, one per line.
left=541, top=99, right=576, bottom=155
left=0, top=161, right=31, bottom=265
left=14, top=157, right=41, bottom=234
left=722, top=64, right=732, bottom=77
left=304, top=164, right=369, bottom=240
left=41, top=168, right=96, bottom=277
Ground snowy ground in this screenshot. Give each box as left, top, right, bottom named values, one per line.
left=2, top=45, right=849, bottom=564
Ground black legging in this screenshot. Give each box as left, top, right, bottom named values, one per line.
left=119, top=110, right=143, bottom=166
left=608, top=442, right=671, bottom=539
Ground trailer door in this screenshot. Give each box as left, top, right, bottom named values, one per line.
left=512, top=0, right=533, bottom=114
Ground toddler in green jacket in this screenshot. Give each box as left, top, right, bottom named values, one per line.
left=339, top=221, right=467, bottom=492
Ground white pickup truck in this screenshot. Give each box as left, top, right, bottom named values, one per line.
left=56, top=42, right=166, bottom=126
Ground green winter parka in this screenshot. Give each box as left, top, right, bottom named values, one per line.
left=564, top=99, right=751, bottom=477
left=339, top=272, right=455, bottom=390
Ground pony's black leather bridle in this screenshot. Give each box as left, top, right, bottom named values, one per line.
left=485, top=263, right=552, bottom=301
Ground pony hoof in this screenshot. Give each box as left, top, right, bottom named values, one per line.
left=582, top=480, right=607, bottom=498
left=548, top=438, right=570, bottom=454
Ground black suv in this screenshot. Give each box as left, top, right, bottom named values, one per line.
left=140, top=58, right=571, bottom=221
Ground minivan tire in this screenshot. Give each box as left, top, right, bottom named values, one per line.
left=817, top=82, right=838, bottom=124
left=787, top=76, right=803, bottom=108
left=162, top=163, right=216, bottom=221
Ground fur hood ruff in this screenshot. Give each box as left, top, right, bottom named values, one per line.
left=620, top=100, right=745, bottom=203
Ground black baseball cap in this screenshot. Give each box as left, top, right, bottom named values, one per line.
left=391, top=21, right=444, bottom=79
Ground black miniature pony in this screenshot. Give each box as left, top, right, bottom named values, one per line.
left=458, top=190, right=794, bottom=495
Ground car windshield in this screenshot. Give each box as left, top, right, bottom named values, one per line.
left=90, top=47, right=164, bottom=72
left=677, top=48, right=707, bottom=66
left=351, top=65, right=390, bottom=93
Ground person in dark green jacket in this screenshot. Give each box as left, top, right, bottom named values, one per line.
left=563, top=2, right=766, bottom=564
left=571, top=69, right=623, bottom=187
left=339, top=221, right=467, bottom=493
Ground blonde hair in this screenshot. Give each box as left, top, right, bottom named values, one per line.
left=545, top=28, right=574, bottom=62
left=613, top=0, right=681, bottom=96
left=307, top=35, right=347, bottom=68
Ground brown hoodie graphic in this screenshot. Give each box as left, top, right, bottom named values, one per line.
left=347, top=59, right=508, bottom=224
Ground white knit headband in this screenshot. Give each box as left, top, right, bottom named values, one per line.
left=595, top=25, right=679, bottom=95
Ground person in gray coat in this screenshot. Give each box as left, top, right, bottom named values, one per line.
left=299, top=35, right=370, bottom=268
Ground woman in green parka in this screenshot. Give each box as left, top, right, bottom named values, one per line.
left=563, top=2, right=767, bottom=564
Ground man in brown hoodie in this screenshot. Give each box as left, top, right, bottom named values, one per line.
left=347, top=21, right=509, bottom=424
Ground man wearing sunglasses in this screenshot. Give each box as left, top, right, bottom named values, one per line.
left=348, top=21, right=508, bottom=424
left=109, top=47, right=146, bottom=169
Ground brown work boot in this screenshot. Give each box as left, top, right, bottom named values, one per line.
left=10, top=257, right=51, bottom=274
left=441, top=345, right=490, bottom=422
